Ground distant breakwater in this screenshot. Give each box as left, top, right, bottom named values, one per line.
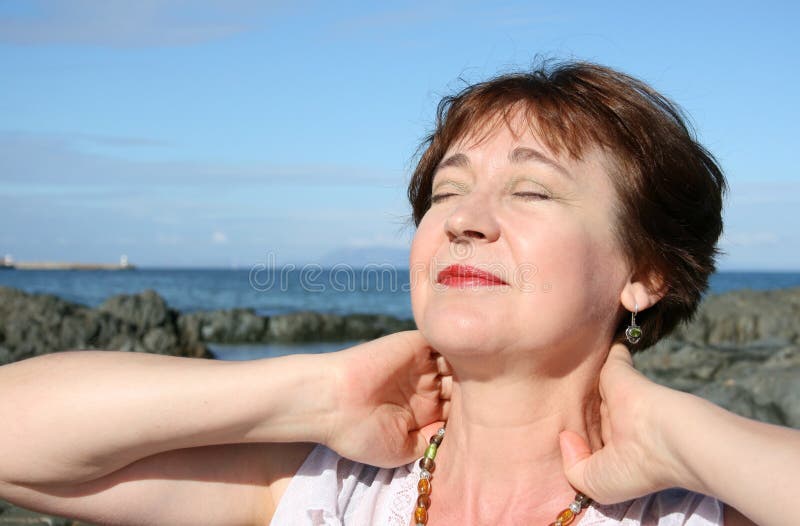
left=0, top=285, right=798, bottom=429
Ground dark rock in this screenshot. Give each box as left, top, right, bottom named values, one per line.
left=693, top=381, right=786, bottom=424
left=635, top=338, right=800, bottom=427
left=177, top=309, right=416, bottom=344
left=261, top=311, right=415, bottom=342
left=0, top=286, right=419, bottom=359
left=636, top=342, right=730, bottom=392
left=178, top=309, right=269, bottom=344
left=0, top=287, right=211, bottom=360
left=736, top=358, right=800, bottom=428
left=0, top=287, right=87, bottom=362
left=99, top=289, right=171, bottom=336
left=267, top=311, right=346, bottom=342
left=631, top=288, right=800, bottom=428
left=671, top=287, right=800, bottom=346
left=344, top=314, right=415, bottom=339
left=142, top=327, right=179, bottom=354
left=0, top=499, right=92, bottom=525
left=0, top=345, right=10, bottom=365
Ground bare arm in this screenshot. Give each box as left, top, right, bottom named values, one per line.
left=0, top=350, right=333, bottom=486
left=0, top=442, right=313, bottom=526
left=662, top=391, right=798, bottom=526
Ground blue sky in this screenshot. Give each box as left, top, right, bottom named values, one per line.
left=0, top=1, right=797, bottom=270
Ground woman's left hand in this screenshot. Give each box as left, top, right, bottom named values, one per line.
left=559, top=342, right=800, bottom=526
left=557, top=343, right=684, bottom=504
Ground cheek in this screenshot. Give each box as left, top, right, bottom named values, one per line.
left=510, top=217, right=590, bottom=280
left=408, top=216, right=438, bottom=325
left=512, top=219, right=623, bottom=316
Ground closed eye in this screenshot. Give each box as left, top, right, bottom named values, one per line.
left=514, top=192, right=550, bottom=200
left=430, top=193, right=457, bottom=204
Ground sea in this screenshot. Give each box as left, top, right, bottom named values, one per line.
left=1, top=268, right=799, bottom=361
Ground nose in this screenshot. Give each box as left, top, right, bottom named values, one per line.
left=444, top=192, right=501, bottom=244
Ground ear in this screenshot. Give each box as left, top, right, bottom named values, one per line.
left=620, top=269, right=666, bottom=312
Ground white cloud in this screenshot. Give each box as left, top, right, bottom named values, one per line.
left=211, top=230, right=228, bottom=244
left=716, top=180, right=800, bottom=269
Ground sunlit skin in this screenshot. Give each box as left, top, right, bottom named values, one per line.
left=408, top=113, right=662, bottom=524
left=412, top=121, right=630, bottom=373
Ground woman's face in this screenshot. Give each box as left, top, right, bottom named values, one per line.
left=409, top=116, right=632, bottom=367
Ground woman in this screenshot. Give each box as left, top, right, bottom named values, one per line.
left=0, top=61, right=797, bottom=526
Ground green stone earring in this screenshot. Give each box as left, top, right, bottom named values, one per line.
left=625, top=302, right=642, bottom=344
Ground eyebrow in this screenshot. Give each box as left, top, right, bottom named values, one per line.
left=433, top=147, right=573, bottom=181
left=435, top=153, right=470, bottom=173
left=508, top=147, right=573, bottom=179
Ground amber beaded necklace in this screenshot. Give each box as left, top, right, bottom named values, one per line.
left=413, top=427, right=592, bottom=526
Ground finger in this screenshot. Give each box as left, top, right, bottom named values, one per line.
left=441, top=399, right=451, bottom=421
left=438, top=374, right=453, bottom=400
left=608, top=343, right=634, bottom=367
left=599, top=343, right=635, bottom=399
left=434, top=353, right=453, bottom=376
left=600, top=401, right=612, bottom=445
left=558, top=430, right=595, bottom=497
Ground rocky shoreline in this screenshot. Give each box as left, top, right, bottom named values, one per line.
left=632, top=287, right=800, bottom=429
left=0, top=285, right=798, bottom=524
left=0, top=286, right=416, bottom=365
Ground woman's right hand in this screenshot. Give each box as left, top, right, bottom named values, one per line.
left=323, top=330, right=451, bottom=468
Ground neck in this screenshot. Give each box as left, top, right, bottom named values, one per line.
left=431, top=349, right=605, bottom=525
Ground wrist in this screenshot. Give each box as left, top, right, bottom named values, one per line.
left=245, top=353, right=338, bottom=445
left=317, top=344, right=362, bottom=450
left=654, top=387, right=718, bottom=494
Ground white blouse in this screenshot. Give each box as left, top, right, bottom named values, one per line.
left=271, top=444, right=724, bottom=525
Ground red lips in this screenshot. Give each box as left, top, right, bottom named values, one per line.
left=436, top=264, right=509, bottom=287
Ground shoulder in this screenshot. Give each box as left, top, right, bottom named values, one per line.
left=583, top=489, right=724, bottom=525
left=270, top=444, right=418, bottom=525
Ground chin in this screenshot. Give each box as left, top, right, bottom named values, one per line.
left=417, top=305, right=502, bottom=357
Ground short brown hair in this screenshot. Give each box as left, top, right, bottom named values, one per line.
left=407, top=60, right=726, bottom=351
